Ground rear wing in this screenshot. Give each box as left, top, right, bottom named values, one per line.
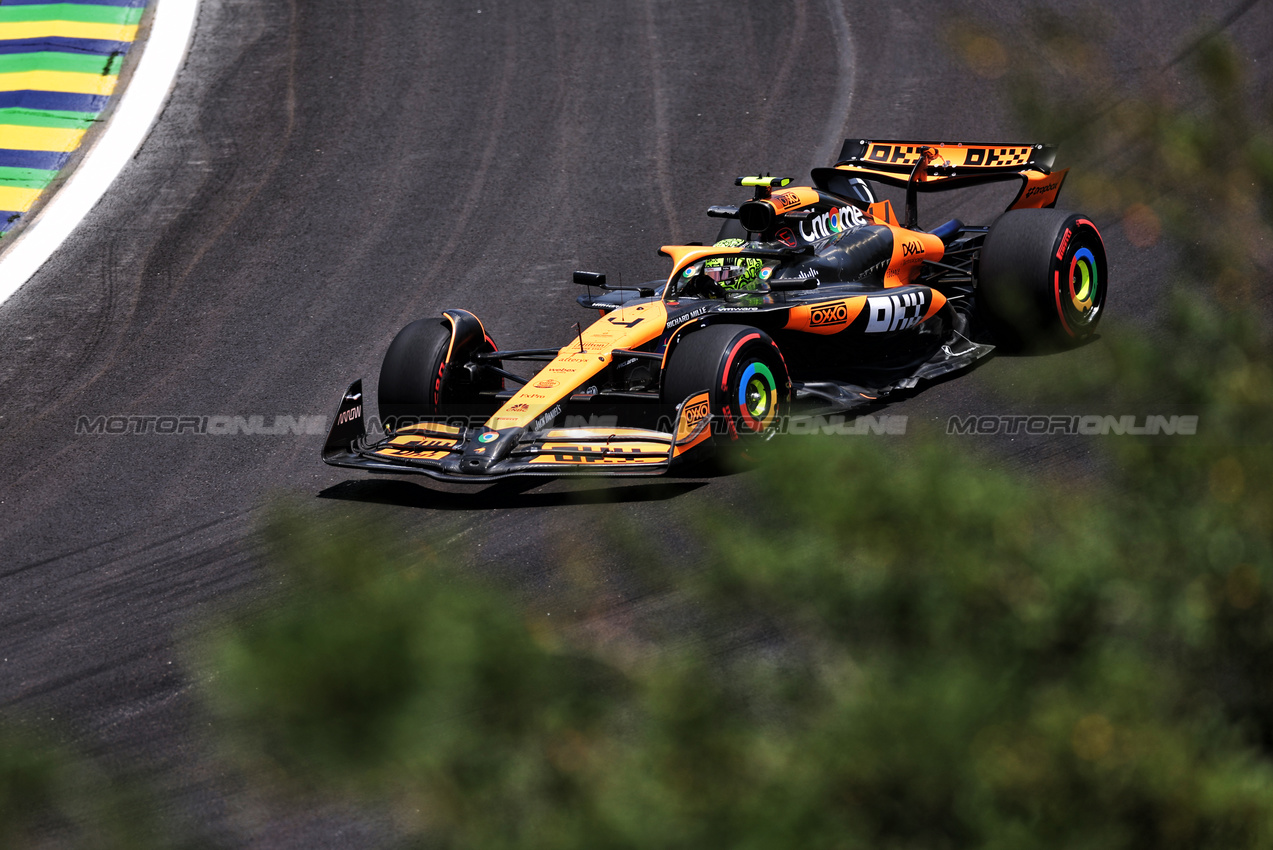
left=812, top=137, right=1068, bottom=213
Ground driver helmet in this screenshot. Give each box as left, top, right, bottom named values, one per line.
left=704, top=238, right=765, bottom=290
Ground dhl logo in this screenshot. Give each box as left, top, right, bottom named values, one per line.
left=388, top=437, right=457, bottom=450
left=379, top=448, right=449, bottom=460
left=537, top=445, right=664, bottom=464
left=963, top=147, right=1032, bottom=167
left=865, top=144, right=1032, bottom=168
left=866, top=290, right=928, bottom=333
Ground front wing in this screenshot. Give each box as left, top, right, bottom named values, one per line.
left=321, top=381, right=714, bottom=481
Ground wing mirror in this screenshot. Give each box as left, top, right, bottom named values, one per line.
left=572, top=271, right=656, bottom=297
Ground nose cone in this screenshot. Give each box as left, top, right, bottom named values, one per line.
left=459, top=428, right=521, bottom=474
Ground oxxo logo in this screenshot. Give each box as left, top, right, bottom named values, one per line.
left=810, top=302, right=850, bottom=327
left=901, top=239, right=923, bottom=258
left=866, top=291, right=928, bottom=333
left=771, top=191, right=802, bottom=210
left=683, top=400, right=710, bottom=426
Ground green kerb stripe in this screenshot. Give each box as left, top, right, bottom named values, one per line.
left=0, top=51, right=123, bottom=77
left=0, top=166, right=58, bottom=189
left=0, top=108, right=98, bottom=129
left=0, top=5, right=144, bottom=26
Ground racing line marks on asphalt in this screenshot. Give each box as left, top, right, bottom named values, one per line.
left=0, top=0, right=198, bottom=309
left=816, top=0, right=856, bottom=171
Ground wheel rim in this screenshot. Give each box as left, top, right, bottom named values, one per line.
left=1068, top=246, right=1100, bottom=319
left=737, top=362, right=778, bottom=431
left=1052, top=221, right=1107, bottom=339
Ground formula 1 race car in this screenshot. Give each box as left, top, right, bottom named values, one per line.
left=323, top=137, right=1107, bottom=480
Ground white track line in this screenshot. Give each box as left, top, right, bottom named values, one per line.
left=0, top=0, right=199, bottom=308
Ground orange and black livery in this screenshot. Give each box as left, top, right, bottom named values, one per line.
left=323, top=136, right=1107, bottom=482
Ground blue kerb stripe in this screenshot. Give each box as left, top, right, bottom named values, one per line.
left=0, top=91, right=110, bottom=112
left=0, top=149, right=73, bottom=171
left=0, top=211, right=24, bottom=231
left=0, top=0, right=148, bottom=7
left=0, top=38, right=136, bottom=56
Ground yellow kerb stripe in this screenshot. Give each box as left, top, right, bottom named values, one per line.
left=0, top=70, right=117, bottom=96
left=0, top=124, right=86, bottom=152
left=0, top=184, right=44, bottom=212
left=0, top=21, right=138, bottom=42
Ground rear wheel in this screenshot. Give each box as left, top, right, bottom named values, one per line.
left=978, top=209, right=1107, bottom=350
left=662, top=324, right=790, bottom=443
left=378, top=318, right=498, bottom=427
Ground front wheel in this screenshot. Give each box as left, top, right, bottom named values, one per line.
left=378, top=316, right=499, bottom=428
left=977, top=209, right=1107, bottom=351
left=661, top=324, right=790, bottom=443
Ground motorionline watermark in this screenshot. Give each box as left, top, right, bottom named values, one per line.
left=947, top=414, right=1199, bottom=436
left=75, top=412, right=909, bottom=437
left=79, top=412, right=1195, bottom=439
left=702, top=413, right=909, bottom=436
left=388, top=413, right=909, bottom=436
left=382, top=413, right=907, bottom=436
left=517, top=413, right=908, bottom=436
left=75, top=414, right=328, bottom=436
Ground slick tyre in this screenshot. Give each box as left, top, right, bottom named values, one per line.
left=978, top=209, right=1107, bottom=351
left=378, top=317, right=499, bottom=428
left=378, top=319, right=452, bottom=427
left=662, top=325, right=790, bottom=444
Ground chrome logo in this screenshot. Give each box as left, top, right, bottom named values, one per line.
left=477, top=432, right=498, bottom=444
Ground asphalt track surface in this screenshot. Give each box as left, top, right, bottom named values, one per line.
left=1, top=0, right=1270, bottom=844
